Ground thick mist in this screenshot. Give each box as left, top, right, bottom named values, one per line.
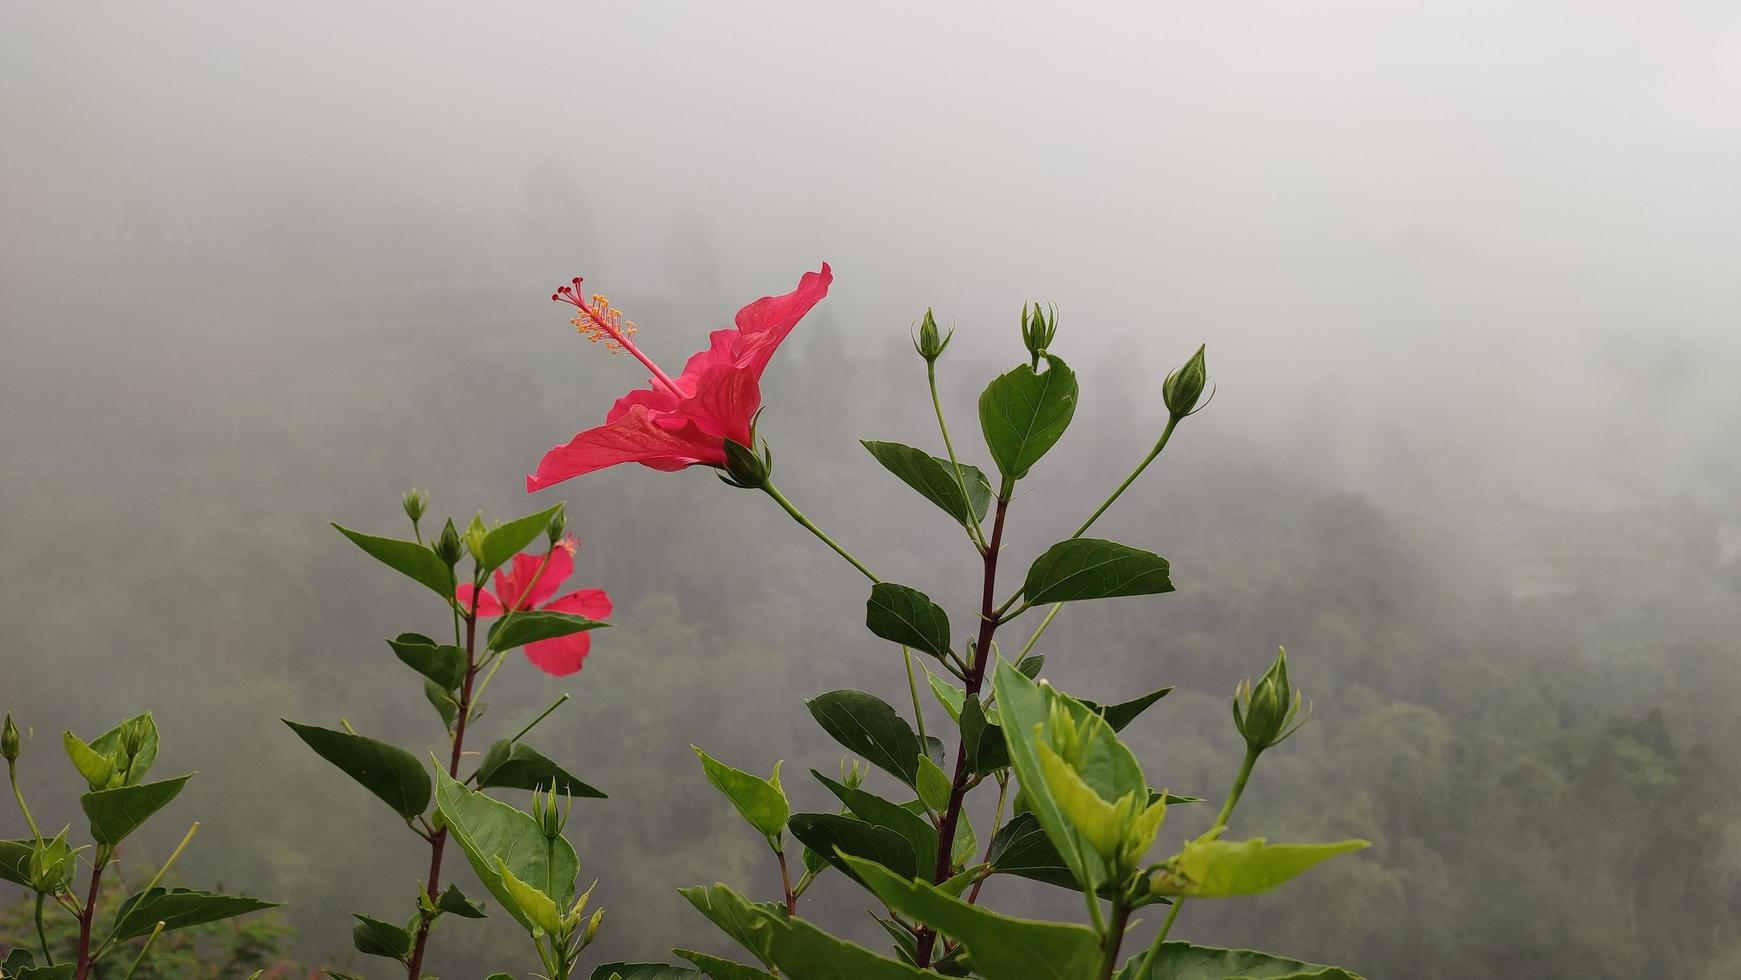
left=4, top=3, right=1739, bottom=978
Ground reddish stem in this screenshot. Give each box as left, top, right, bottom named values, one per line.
left=916, top=493, right=1012, bottom=967
left=775, top=849, right=798, bottom=916
left=72, top=862, right=103, bottom=980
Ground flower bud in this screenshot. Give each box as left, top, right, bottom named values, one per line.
left=1163, top=344, right=1208, bottom=420
left=433, top=519, right=463, bottom=568
left=720, top=438, right=773, bottom=490
left=841, top=758, right=866, bottom=791
left=533, top=785, right=568, bottom=839
left=546, top=505, right=567, bottom=547
left=581, top=907, right=604, bottom=948
left=463, top=512, right=489, bottom=562
left=28, top=831, right=77, bottom=893
left=402, top=489, right=429, bottom=524
left=912, top=309, right=952, bottom=363
left=2, top=713, right=20, bottom=763
left=1232, top=647, right=1309, bottom=752
left=1021, top=303, right=1058, bottom=363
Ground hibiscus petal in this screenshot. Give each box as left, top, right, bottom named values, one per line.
left=455, top=584, right=504, bottom=617
left=497, top=548, right=573, bottom=609
left=527, top=406, right=729, bottom=491
left=731, top=263, right=832, bottom=377
left=544, top=587, right=612, bottom=621
left=673, top=363, right=760, bottom=446
left=523, top=631, right=592, bottom=676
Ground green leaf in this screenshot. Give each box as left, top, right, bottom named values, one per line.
left=694, top=747, right=789, bottom=841
left=985, top=812, right=1077, bottom=889
left=497, top=857, right=563, bottom=935
left=1117, top=943, right=1365, bottom=979
left=864, top=583, right=952, bottom=662
left=1151, top=836, right=1370, bottom=898
left=787, top=813, right=918, bottom=880
left=805, top=690, right=922, bottom=786
left=844, top=855, right=1101, bottom=980
left=1022, top=538, right=1174, bottom=605
left=923, top=667, right=964, bottom=722
left=590, top=966, right=700, bottom=980
left=960, top=695, right=1008, bottom=775
left=680, top=884, right=931, bottom=980
left=810, top=772, right=937, bottom=873
left=859, top=440, right=992, bottom=526
left=80, top=775, right=191, bottom=845
left=333, top=523, right=454, bottom=599
left=88, top=713, right=159, bottom=785
left=475, top=741, right=607, bottom=798
left=480, top=503, right=565, bottom=576
left=489, top=610, right=608, bottom=652
left=111, top=887, right=276, bottom=940
left=433, top=767, right=578, bottom=933
left=1081, top=686, right=1174, bottom=732
left=0, top=838, right=33, bottom=887
left=914, top=755, right=952, bottom=814
left=978, top=353, right=1078, bottom=480
left=63, top=731, right=115, bottom=790
left=283, top=720, right=431, bottom=819
left=386, top=632, right=467, bottom=690
left=677, top=949, right=778, bottom=980
left=425, top=679, right=459, bottom=731
left=437, top=883, right=487, bottom=918
left=351, top=913, right=412, bottom=962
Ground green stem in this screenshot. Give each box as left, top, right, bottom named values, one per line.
left=1134, top=900, right=1184, bottom=975
left=929, top=361, right=988, bottom=551
left=902, top=647, right=928, bottom=746
left=35, top=893, right=53, bottom=967
left=1072, top=416, right=1178, bottom=540
left=761, top=482, right=880, bottom=583
left=8, top=761, right=42, bottom=842
left=119, top=921, right=165, bottom=980
left=508, top=694, right=570, bottom=746
left=1016, top=604, right=1062, bottom=660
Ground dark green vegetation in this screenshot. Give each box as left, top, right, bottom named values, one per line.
left=2, top=280, right=1738, bottom=977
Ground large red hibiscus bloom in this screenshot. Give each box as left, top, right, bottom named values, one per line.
left=527, top=264, right=832, bottom=491
left=455, top=538, right=611, bottom=676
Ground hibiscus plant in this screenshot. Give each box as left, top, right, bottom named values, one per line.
left=0, top=711, right=275, bottom=980
left=288, top=498, right=612, bottom=979
left=531, top=267, right=1370, bottom=980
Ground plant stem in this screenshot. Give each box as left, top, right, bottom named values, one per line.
left=761, top=482, right=879, bottom=583
left=72, top=852, right=106, bottom=980
left=1097, top=899, right=1133, bottom=980
left=1072, top=416, right=1178, bottom=540
left=8, top=760, right=42, bottom=842
left=775, top=847, right=798, bottom=916
left=965, top=776, right=1009, bottom=906
left=902, top=647, right=928, bottom=746
left=405, top=593, right=482, bottom=980
left=120, top=921, right=165, bottom=980
left=34, top=893, right=53, bottom=966
left=929, top=361, right=988, bottom=551
left=916, top=484, right=1014, bottom=968
left=507, top=694, right=570, bottom=747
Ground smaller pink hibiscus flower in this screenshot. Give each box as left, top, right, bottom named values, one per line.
left=455, top=538, right=611, bottom=676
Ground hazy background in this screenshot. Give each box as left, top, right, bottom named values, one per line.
left=4, top=2, right=1739, bottom=977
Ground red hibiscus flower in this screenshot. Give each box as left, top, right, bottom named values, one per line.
left=526, top=264, right=833, bottom=491
left=455, top=538, right=611, bottom=676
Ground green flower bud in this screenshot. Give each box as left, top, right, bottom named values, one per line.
left=581, top=906, right=604, bottom=948
left=2, top=713, right=20, bottom=763
left=1232, top=647, right=1310, bottom=752
left=1020, top=302, right=1058, bottom=364
left=912, top=309, right=953, bottom=363
left=720, top=438, right=773, bottom=490
left=840, top=758, right=867, bottom=791
left=433, top=519, right=464, bottom=568
left=401, top=488, right=429, bottom=524
left=1163, top=344, right=1208, bottom=420
left=28, top=830, right=77, bottom=893
left=532, top=785, right=568, bottom=840
left=463, top=512, right=489, bottom=562
left=546, top=505, right=568, bottom=547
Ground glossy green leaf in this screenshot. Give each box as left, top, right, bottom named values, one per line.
left=497, top=857, right=563, bottom=935
left=590, top=965, right=700, bottom=980
left=681, top=884, right=930, bottom=980
left=489, top=610, right=608, bottom=652
left=845, top=855, right=1101, bottom=980
left=425, top=679, right=459, bottom=731
left=914, top=754, right=952, bottom=814
left=333, top=523, right=454, bottom=599
left=676, top=950, right=778, bottom=980
left=694, top=747, right=788, bottom=841
left=474, top=740, right=607, bottom=798
left=805, top=690, right=922, bottom=786
left=1151, top=835, right=1370, bottom=898
left=677, top=885, right=777, bottom=970
left=0, top=838, right=33, bottom=887
left=437, top=882, right=487, bottom=918
left=351, top=913, right=412, bottom=962
left=62, top=731, right=114, bottom=790
left=859, top=440, right=992, bottom=526
left=960, top=695, right=1008, bottom=775
left=978, top=354, right=1078, bottom=480
left=480, top=502, right=565, bottom=576
left=811, top=771, right=937, bottom=871
left=1116, top=942, right=1365, bottom=979
left=787, top=813, right=918, bottom=879
left=88, top=712, right=159, bottom=785
left=1022, top=538, right=1174, bottom=605
left=923, top=667, right=964, bottom=722
left=111, top=887, right=276, bottom=939
left=283, top=720, right=431, bottom=819
left=2, top=948, right=72, bottom=980
left=1081, top=686, right=1174, bottom=732
left=386, top=632, right=466, bottom=690
left=80, top=774, right=191, bottom=845
left=864, top=583, right=952, bottom=661
left=433, top=768, right=579, bottom=933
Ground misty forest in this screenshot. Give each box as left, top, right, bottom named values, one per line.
left=3, top=4, right=1739, bottom=980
